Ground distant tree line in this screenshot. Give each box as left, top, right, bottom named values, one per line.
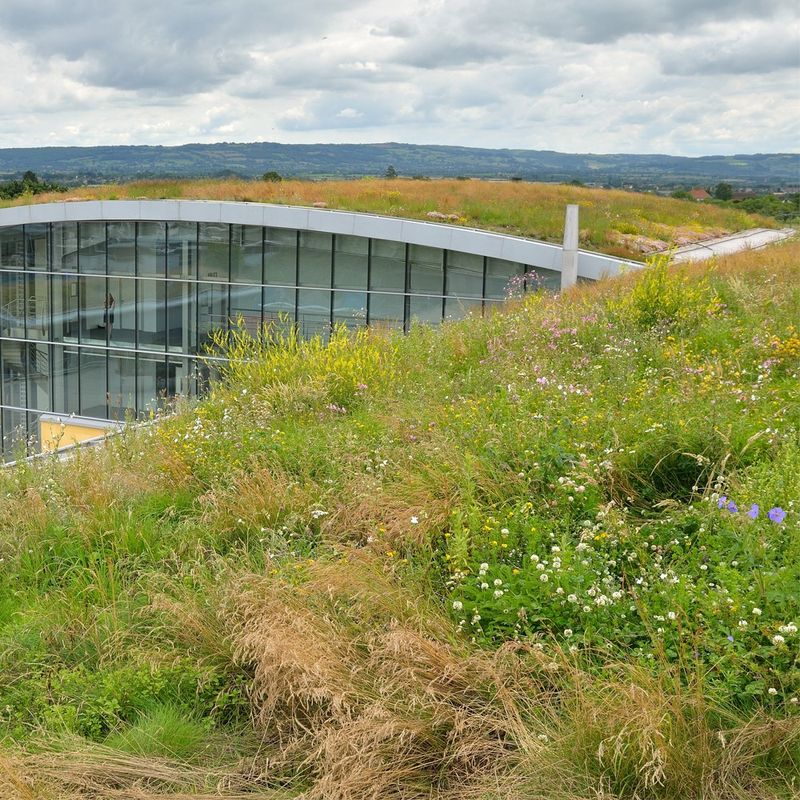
left=0, top=171, right=66, bottom=200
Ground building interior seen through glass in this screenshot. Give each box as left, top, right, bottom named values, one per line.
left=0, top=220, right=557, bottom=458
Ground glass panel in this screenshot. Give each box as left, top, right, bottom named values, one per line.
left=137, top=221, right=166, bottom=276
left=370, top=239, right=405, bottom=291
left=26, top=342, right=50, bottom=412
left=0, top=226, right=24, bottom=269
left=298, top=231, right=332, bottom=288
left=170, top=281, right=198, bottom=353
left=528, top=267, right=561, bottom=292
left=263, top=286, right=295, bottom=332
left=1, top=339, right=27, bottom=407
left=297, top=288, right=330, bottom=339
left=80, top=350, right=107, bottom=418
left=445, top=296, right=482, bottom=320
left=409, top=295, right=442, bottom=324
left=167, top=222, right=196, bottom=278
left=106, top=276, right=136, bottom=348
left=79, top=277, right=109, bottom=344
left=169, top=357, right=193, bottom=399
left=368, top=293, right=404, bottom=329
left=107, top=350, right=136, bottom=420
left=0, top=272, right=26, bottom=338
left=137, top=354, right=168, bottom=416
left=231, top=225, right=263, bottom=284
left=230, top=284, right=262, bottom=336
left=137, top=279, right=166, bottom=351
left=409, top=245, right=443, bottom=296
left=333, top=290, right=367, bottom=329
left=25, top=272, right=50, bottom=340
left=333, top=235, right=368, bottom=290
left=446, top=251, right=483, bottom=298
left=485, top=258, right=522, bottom=299
left=52, top=346, right=80, bottom=415
left=78, top=222, right=106, bottom=274
left=265, top=228, right=296, bottom=285
left=198, top=222, right=229, bottom=281
left=51, top=275, right=79, bottom=342
left=107, top=221, right=136, bottom=276
left=25, top=224, right=50, bottom=271
left=52, top=223, right=78, bottom=272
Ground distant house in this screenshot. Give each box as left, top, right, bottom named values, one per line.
left=689, top=188, right=711, bottom=201
left=732, top=190, right=757, bottom=201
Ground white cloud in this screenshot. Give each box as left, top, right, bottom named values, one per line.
left=0, top=0, right=796, bottom=154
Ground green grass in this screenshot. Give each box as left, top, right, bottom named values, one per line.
left=0, top=242, right=798, bottom=798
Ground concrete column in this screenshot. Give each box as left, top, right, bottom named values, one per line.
left=560, top=204, right=579, bottom=291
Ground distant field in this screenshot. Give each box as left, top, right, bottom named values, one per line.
left=7, top=178, right=778, bottom=261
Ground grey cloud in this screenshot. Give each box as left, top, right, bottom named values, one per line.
left=0, top=0, right=358, bottom=94
left=661, top=32, right=799, bottom=75
left=461, top=0, right=792, bottom=45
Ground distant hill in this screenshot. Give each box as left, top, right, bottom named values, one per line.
left=0, top=142, right=797, bottom=188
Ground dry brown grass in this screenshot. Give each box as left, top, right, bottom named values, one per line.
left=9, top=177, right=776, bottom=261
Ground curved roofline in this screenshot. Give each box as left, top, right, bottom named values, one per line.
left=0, top=199, right=641, bottom=281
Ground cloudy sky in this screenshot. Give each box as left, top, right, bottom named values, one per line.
left=0, top=0, right=797, bottom=155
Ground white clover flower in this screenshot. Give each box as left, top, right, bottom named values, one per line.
left=564, top=628, right=573, bottom=637
left=667, top=611, right=677, bottom=620
left=556, top=587, right=564, bottom=595
left=494, top=589, right=504, bottom=598
left=791, top=698, right=799, bottom=704
left=480, top=582, right=489, bottom=590
left=779, top=623, right=798, bottom=635
left=567, top=594, right=578, bottom=603
left=410, top=516, right=419, bottom=524
left=493, top=578, right=503, bottom=586
left=612, top=591, right=623, bottom=600
left=752, top=607, right=763, bottom=616
left=772, top=634, right=786, bottom=645
left=583, top=605, right=592, bottom=613
left=768, top=687, right=778, bottom=695
left=500, top=527, right=510, bottom=535
left=452, top=600, right=463, bottom=611
left=699, top=564, right=708, bottom=571
left=479, top=562, right=489, bottom=571
left=536, top=562, right=545, bottom=571
left=738, top=619, right=748, bottom=628
left=540, top=573, right=549, bottom=582
left=551, top=545, right=561, bottom=553
left=530, top=554, right=540, bottom=563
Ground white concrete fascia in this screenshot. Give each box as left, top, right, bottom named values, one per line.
left=0, top=200, right=643, bottom=280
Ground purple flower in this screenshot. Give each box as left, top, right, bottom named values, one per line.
left=727, top=635, right=735, bottom=642
left=717, top=496, right=728, bottom=509
left=727, top=501, right=738, bottom=514
left=768, top=507, right=787, bottom=524
left=747, top=504, right=760, bottom=519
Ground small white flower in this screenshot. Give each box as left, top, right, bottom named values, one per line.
left=567, top=594, right=578, bottom=603
left=539, top=573, right=549, bottom=582
left=551, top=545, right=561, bottom=553
left=410, top=516, right=419, bottom=524
left=452, top=600, right=463, bottom=611
left=479, top=562, right=489, bottom=571
left=752, top=607, right=763, bottom=616
left=790, top=697, right=798, bottom=704
left=738, top=619, right=748, bottom=628
left=530, top=554, right=540, bottom=563
left=768, top=687, right=778, bottom=696
left=500, top=527, right=510, bottom=535
left=582, top=605, right=591, bottom=613
left=480, top=582, right=489, bottom=590
left=699, top=564, right=708, bottom=571
left=772, top=634, right=786, bottom=645
left=494, top=589, right=504, bottom=598
left=493, top=578, right=503, bottom=587
left=667, top=611, right=677, bottom=620
left=564, top=628, right=573, bottom=637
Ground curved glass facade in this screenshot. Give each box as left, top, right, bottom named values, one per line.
left=0, top=220, right=557, bottom=459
